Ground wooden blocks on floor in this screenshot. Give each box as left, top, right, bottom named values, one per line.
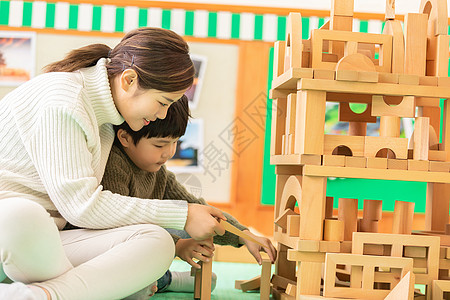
left=193, top=260, right=213, bottom=300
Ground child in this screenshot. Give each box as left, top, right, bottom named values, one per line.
left=101, top=94, right=277, bottom=295
left=0, top=27, right=226, bottom=300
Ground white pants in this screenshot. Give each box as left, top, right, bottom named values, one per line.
left=0, top=198, right=175, bottom=300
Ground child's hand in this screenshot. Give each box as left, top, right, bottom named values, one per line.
left=185, top=204, right=226, bottom=240
left=175, top=238, right=215, bottom=269
left=240, top=230, right=277, bottom=265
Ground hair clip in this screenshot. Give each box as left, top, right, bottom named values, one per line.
left=130, top=55, right=135, bottom=68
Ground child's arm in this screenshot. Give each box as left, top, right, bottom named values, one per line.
left=238, top=230, right=277, bottom=265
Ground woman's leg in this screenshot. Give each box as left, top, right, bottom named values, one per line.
left=0, top=198, right=175, bottom=300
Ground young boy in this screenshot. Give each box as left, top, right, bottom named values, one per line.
left=101, top=95, right=277, bottom=295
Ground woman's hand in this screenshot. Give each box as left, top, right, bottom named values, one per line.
left=184, top=204, right=226, bottom=240
left=239, top=230, right=277, bottom=265
left=175, top=238, right=215, bottom=269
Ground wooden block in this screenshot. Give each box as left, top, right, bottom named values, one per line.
left=419, top=75, right=438, bottom=86
left=271, top=274, right=296, bottom=290
left=323, top=253, right=413, bottom=299
left=331, top=0, right=354, bottom=16
left=419, top=0, right=449, bottom=36
left=275, top=165, right=303, bottom=175
left=366, top=157, right=388, bottom=169
left=284, top=13, right=302, bottom=70
left=344, top=156, right=366, bottom=168
left=433, top=280, right=450, bottom=300
left=404, top=246, right=427, bottom=258
left=194, top=267, right=202, bottom=298
left=294, top=90, right=326, bottom=155
left=429, top=161, right=450, bottom=172
left=378, top=72, right=399, bottom=84
left=287, top=215, right=300, bottom=237
left=260, top=255, right=271, bottom=300
left=438, top=77, right=450, bottom=87
left=275, top=208, right=298, bottom=231
left=338, top=198, right=358, bottom=241
left=339, top=102, right=377, bottom=123
left=273, top=41, right=286, bottom=79
left=382, top=19, right=404, bottom=74
left=322, top=154, right=345, bottom=167
left=384, top=271, right=414, bottom=300
left=392, top=200, right=415, bottom=234
left=319, top=240, right=341, bottom=253
left=285, top=283, right=296, bottom=297
left=365, top=136, right=408, bottom=159
left=330, top=15, right=353, bottom=32
left=285, top=93, right=297, bottom=135
left=299, top=175, right=327, bottom=241
left=336, top=69, right=358, bottom=81
left=270, top=98, right=287, bottom=156
left=363, top=199, right=382, bottom=221
left=358, top=218, right=378, bottom=233
left=336, top=53, right=377, bottom=72
left=385, top=0, right=395, bottom=20
left=348, top=122, right=367, bottom=136
left=413, top=117, right=430, bottom=161
left=398, top=74, right=420, bottom=85
left=298, top=240, right=320, bottom=252
left=372, top=95, right=415, bottom=118
left=237, top=276, right=261, bottom=292
left=325, top=196, right=334, bottom=219
left=324, top=135, right=365, bottom=156
left=434, top=35, right=450, bottom=77
left=429, top=149, right=446, bottom=161
left=357, top=71, right=378, bottom=83
left=296, top=261, right=322, bottom=295
left=404, top=13, right=428, bottom=76
left=387, top=158, right=408, bottom=170
left=324, top=219, right=345, bottom=242
left=407, top=160, right=429, bottom=171
left=200, top=260, right=213, bottom=300
left=313, top=69, right=335, bottom=80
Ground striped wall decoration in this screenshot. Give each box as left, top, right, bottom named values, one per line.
left=0, top=0, right=391, bottom=40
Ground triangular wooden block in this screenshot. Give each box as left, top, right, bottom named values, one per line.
left=274, top=208, right=297, bottom=230
left=384, top=271, right=414, bottom=300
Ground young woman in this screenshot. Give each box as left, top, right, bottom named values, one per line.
left=0, top=27, right=226, bottom=300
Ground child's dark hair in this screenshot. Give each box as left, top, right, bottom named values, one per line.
left=44, top=27, right=194, bottom=92
left=115, top=95, right=191, bottom=145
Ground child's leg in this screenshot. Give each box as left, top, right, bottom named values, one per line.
left=0, top=198, right=175, bottom=300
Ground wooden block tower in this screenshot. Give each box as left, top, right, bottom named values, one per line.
left=269, top=0, right=450, bottom=299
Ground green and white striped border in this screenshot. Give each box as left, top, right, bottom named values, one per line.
left=0, top=1, right=390, bottom=41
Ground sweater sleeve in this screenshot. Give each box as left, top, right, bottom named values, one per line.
left=27, top=106, right=188, bottom=230
left=164, top=168, right=247, bottom=247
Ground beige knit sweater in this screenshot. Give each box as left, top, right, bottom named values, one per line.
left=101, top=144, right=247, bottom=247
left=0, top=59, right=188, bottom=230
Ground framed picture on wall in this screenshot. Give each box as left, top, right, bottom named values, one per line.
left=0, top=31, right=36, bottom=86
left=185, top=54, right=207, bottom=110
left=166, top=118, right=204, bottom=173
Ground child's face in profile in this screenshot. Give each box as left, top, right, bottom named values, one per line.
left=124, top=135, right=179, bottom=173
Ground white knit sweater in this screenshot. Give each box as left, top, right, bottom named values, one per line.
left=0, top=58, right=188, bottom=230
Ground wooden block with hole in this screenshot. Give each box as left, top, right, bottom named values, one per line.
left=339, top=102, right=376, bottom=123
left=344, top=156, right=366, bottom=168
left=366, top=157, right=388, bottom=169
left=324, top=135, right=365, bottom=157
left=433, top=280, right=450, bottom=300
left=322, top=154, right=346, bottom=167
left=323, top=253, right=413, bottom=299
left=364, top=136, right=408, bottom=159
left=404, top=13, right=428, bottom=76
left=408, top=160, right=429, bottom=171
left=324, top=219, right=345, bottom=241
left=371, top=95, right=415, bottom=118
left=287, top=215, right=300, bottom=237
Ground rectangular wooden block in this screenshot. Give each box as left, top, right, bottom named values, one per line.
left=419, top=76, right=438, bottom=86
left=387, top=159, right=408, bottom=170
left=365, top=136, right=409, bottom=159
left=413, top=117, right=430, bottom=161
left=358, top=71, right=378, bottom=83
left=313, top=69, right=335, bottom=80
left=398, top=74, right=420, bottom=85
left=331, top=0, right=354, bottom=16
left=404, top=13, right=428, bottom=76
left=378, top=72, right=399, bottom=84
left=344, top=156, right=366, bottom=168
left=336, top=69, right=358, bottom=81
left=287, top=215, right=300, bottom=237
left=322, top=154, right=346, bottom=167
left=438, top=77, right=450, bottom=87
left=429, top=161, right=450, bottom=172
left=407, top=160, right=429, bottom=171
left=366, top=157, right=388, bottom=169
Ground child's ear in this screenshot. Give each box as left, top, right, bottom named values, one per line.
left=119, top=69, right=138, bottom=92
left=117, top=129, right=133, bottom=148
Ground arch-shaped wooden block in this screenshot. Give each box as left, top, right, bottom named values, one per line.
left=339, top=102, right=377, bottom=123
left=324, top=135, right=365, bottom=156
left=364, top=136, right=408, bottom=159
left=420, top=0, right=448, bottom=36
left=277, top=175, right=302, bottom=221
left=284, top=13, right=303, bottom=71
left=371, top=95, right=415, bottom=118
